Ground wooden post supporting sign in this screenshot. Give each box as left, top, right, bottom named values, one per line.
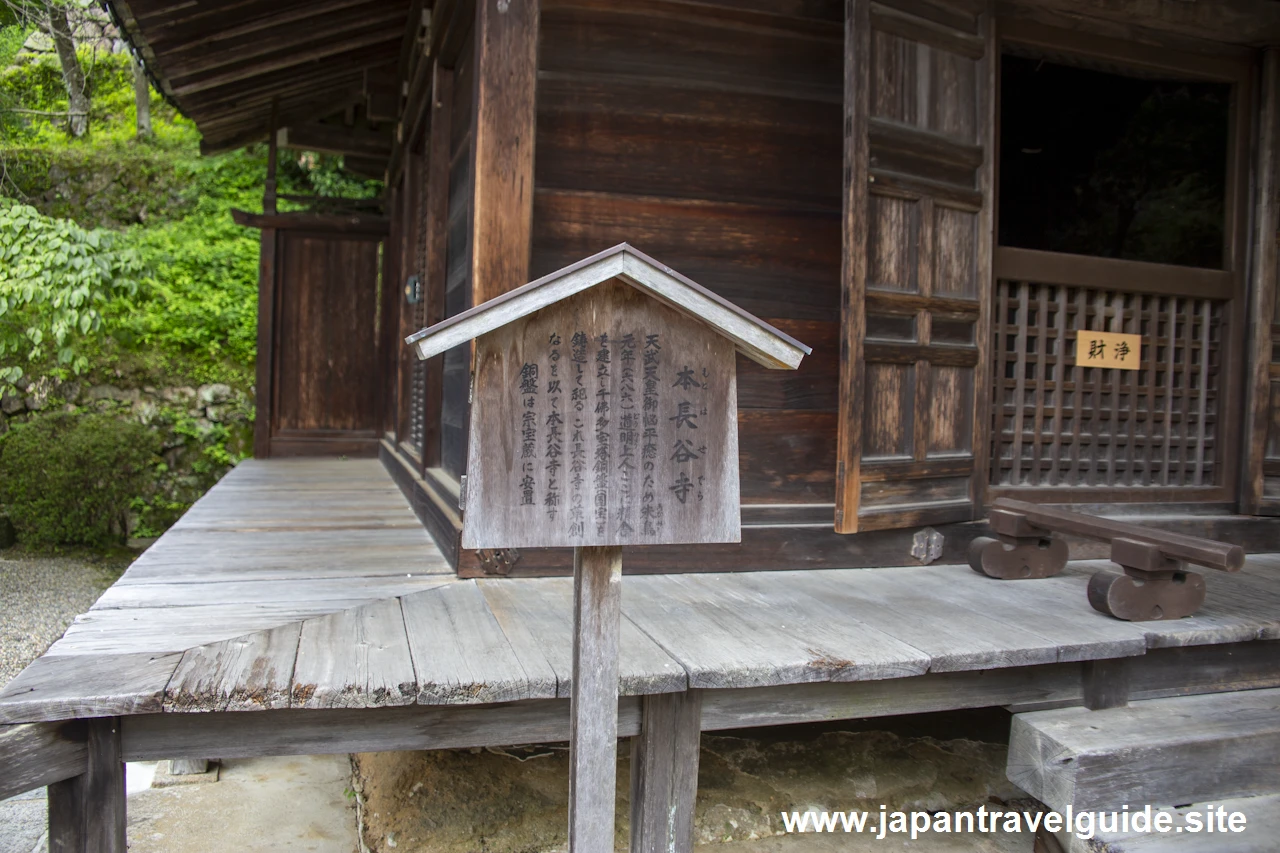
left=407, top=244, right=809, bottom=849
left=569, top=545, right=622, bottom=850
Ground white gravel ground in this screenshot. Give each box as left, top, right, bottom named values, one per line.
left=0, top=553, right=122, bottom=688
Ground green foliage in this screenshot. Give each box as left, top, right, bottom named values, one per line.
left=0, top=41, right=382, bottom=544
left=0, top=25, right=27, bottom=68
left=0, top=410, right=159, bottom=546
left=0, top=198, right=142, bottom=390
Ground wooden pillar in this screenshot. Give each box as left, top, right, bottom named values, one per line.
left=568, top=545, right=622, bottom=852
left=630, top=691, right=703, bottom=853
left=253, top=101, right=281, bottom=458
left=470, top=0, right=539, bottom=304
left=422, top=62, right=453, bottom=471
left=252, top=227, right=277, bottom=459
left=1242, top=48, right=1280, bottom=514
left=48, top=718, right=126, bottom=853
left=263, top=101, right=279, bottom=216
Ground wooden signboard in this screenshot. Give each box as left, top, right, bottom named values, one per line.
left=407, top=243, right=808, bottom=853
left=1075, top=331, right=1142, bottom=370
left=464, top=280, right=740, bottom=549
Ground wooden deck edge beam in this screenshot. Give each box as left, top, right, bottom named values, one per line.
left=0, top=720, right=87, bottom=801
left=117, top=640, right=1280, bottom=762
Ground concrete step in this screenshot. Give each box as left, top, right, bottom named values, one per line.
left=1008, top=687, right=1280, bottom=812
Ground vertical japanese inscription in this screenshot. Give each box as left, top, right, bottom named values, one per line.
left=569, top=330, right=588, bottom=538
left=463, top=282, right=740, bottom=548
left=518, top=361, right=539, bottom=506
left=617, top=334, right=638, bottom=536
left=593, top=334, right=612, bottom=535
left=641, top=333, right=663, bottom=536
left=545, top=334, right=563, bottom=520
left=669, top=365, right=708, bottom=506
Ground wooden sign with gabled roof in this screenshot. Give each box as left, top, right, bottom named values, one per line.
left=409, top=244, right=809, bottom=851
left=407, top=243, right=811, bottom=550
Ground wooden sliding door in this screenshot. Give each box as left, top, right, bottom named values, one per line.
left=836, top=0, right=994, bottom=533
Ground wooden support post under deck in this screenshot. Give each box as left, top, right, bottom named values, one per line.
left=630, top=691, right=703, bottom=853
left=569, top=545, right=622, bottom=852
left=1081, top=658, right=1130, bottom=711
left=48, top=717, right=126, bottom=853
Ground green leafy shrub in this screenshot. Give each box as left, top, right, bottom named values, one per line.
left=0, top=199, right=142, bottom=390
left=0, top=410, right=159, bottom=546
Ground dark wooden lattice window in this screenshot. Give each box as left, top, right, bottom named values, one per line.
left=407, top=152, right=430, bottom=454
left=990, top=281, right=1223, bottom=489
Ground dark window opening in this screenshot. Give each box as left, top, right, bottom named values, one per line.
left=998, top=53, right=1230, bottom=270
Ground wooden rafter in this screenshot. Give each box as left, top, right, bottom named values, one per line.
left=106, top=0, right=413, bottom=164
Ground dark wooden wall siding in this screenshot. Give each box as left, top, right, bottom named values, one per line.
left=533, top=0, right=845, bottom=509
left=272, top=232, right=382, bottom=456
left=441, top=33, right=476, bottom=481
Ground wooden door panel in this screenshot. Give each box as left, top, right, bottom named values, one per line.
left=272, top=232, right=382, bottom=456
left=836, top=0, right=992, bottom=533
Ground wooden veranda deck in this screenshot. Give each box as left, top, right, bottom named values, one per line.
left=4, top=458, right=1280, bottom=730
left=5, top=458, right=1280, bottom=844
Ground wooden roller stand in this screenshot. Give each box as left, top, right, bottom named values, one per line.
left=972, top=499, right=1244, bottom=622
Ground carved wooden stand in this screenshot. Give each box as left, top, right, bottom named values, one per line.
left=975, top=498, right=1241, bottom=622
left=968, top=506, right=1069, bottom=579
left=1087, top=537, right=1207, bottom=622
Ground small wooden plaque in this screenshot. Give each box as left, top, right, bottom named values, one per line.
left=462, top=280, right=741, bottom=549
left=1075, top=331, right=1141, bottom=371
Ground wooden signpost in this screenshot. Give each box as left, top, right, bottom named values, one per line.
left=407, top=243, right=809, bottom=851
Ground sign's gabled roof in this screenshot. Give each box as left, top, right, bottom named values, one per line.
left=405, top=243, right=812, bottom=370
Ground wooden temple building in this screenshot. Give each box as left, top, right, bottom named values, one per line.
left=106, top=0, right=1280, bottom=577
left=6, top=0, right=1280, bottom=851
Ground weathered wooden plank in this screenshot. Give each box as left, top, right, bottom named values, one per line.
left=401, top=582, right=555, bottom=704
left=0, top=721, right=86, bottom=801
left=48, top=718, right=125, bottom=853
left=164, top=622, right=303, bottom=712
left=569, top=545, right=623, bottom=853
left=93, top=576, right=451, bottom=610
left=290, top=598, right=417, bottom=709
left=913, top=565, right=1150, bottom=661
left=630, top=690, right=702, bottom=853
left=1009, top=687, right=1280, bottom=811
left=51, top=602, right=382, bottom=656
left=0, top=653, right=181, bottom=725
left=621, top=573, right=930, bottom=688
left=478, top=577, right=687, bottom=696
left=734, top=568, right=1061, bottom=672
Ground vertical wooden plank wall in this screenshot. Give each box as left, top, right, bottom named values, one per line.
left=835, top=0, right=992, bottom=533
left=1245, top=49, right=1280, bottom=513
left=532, top=0, right=844, bottom=522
